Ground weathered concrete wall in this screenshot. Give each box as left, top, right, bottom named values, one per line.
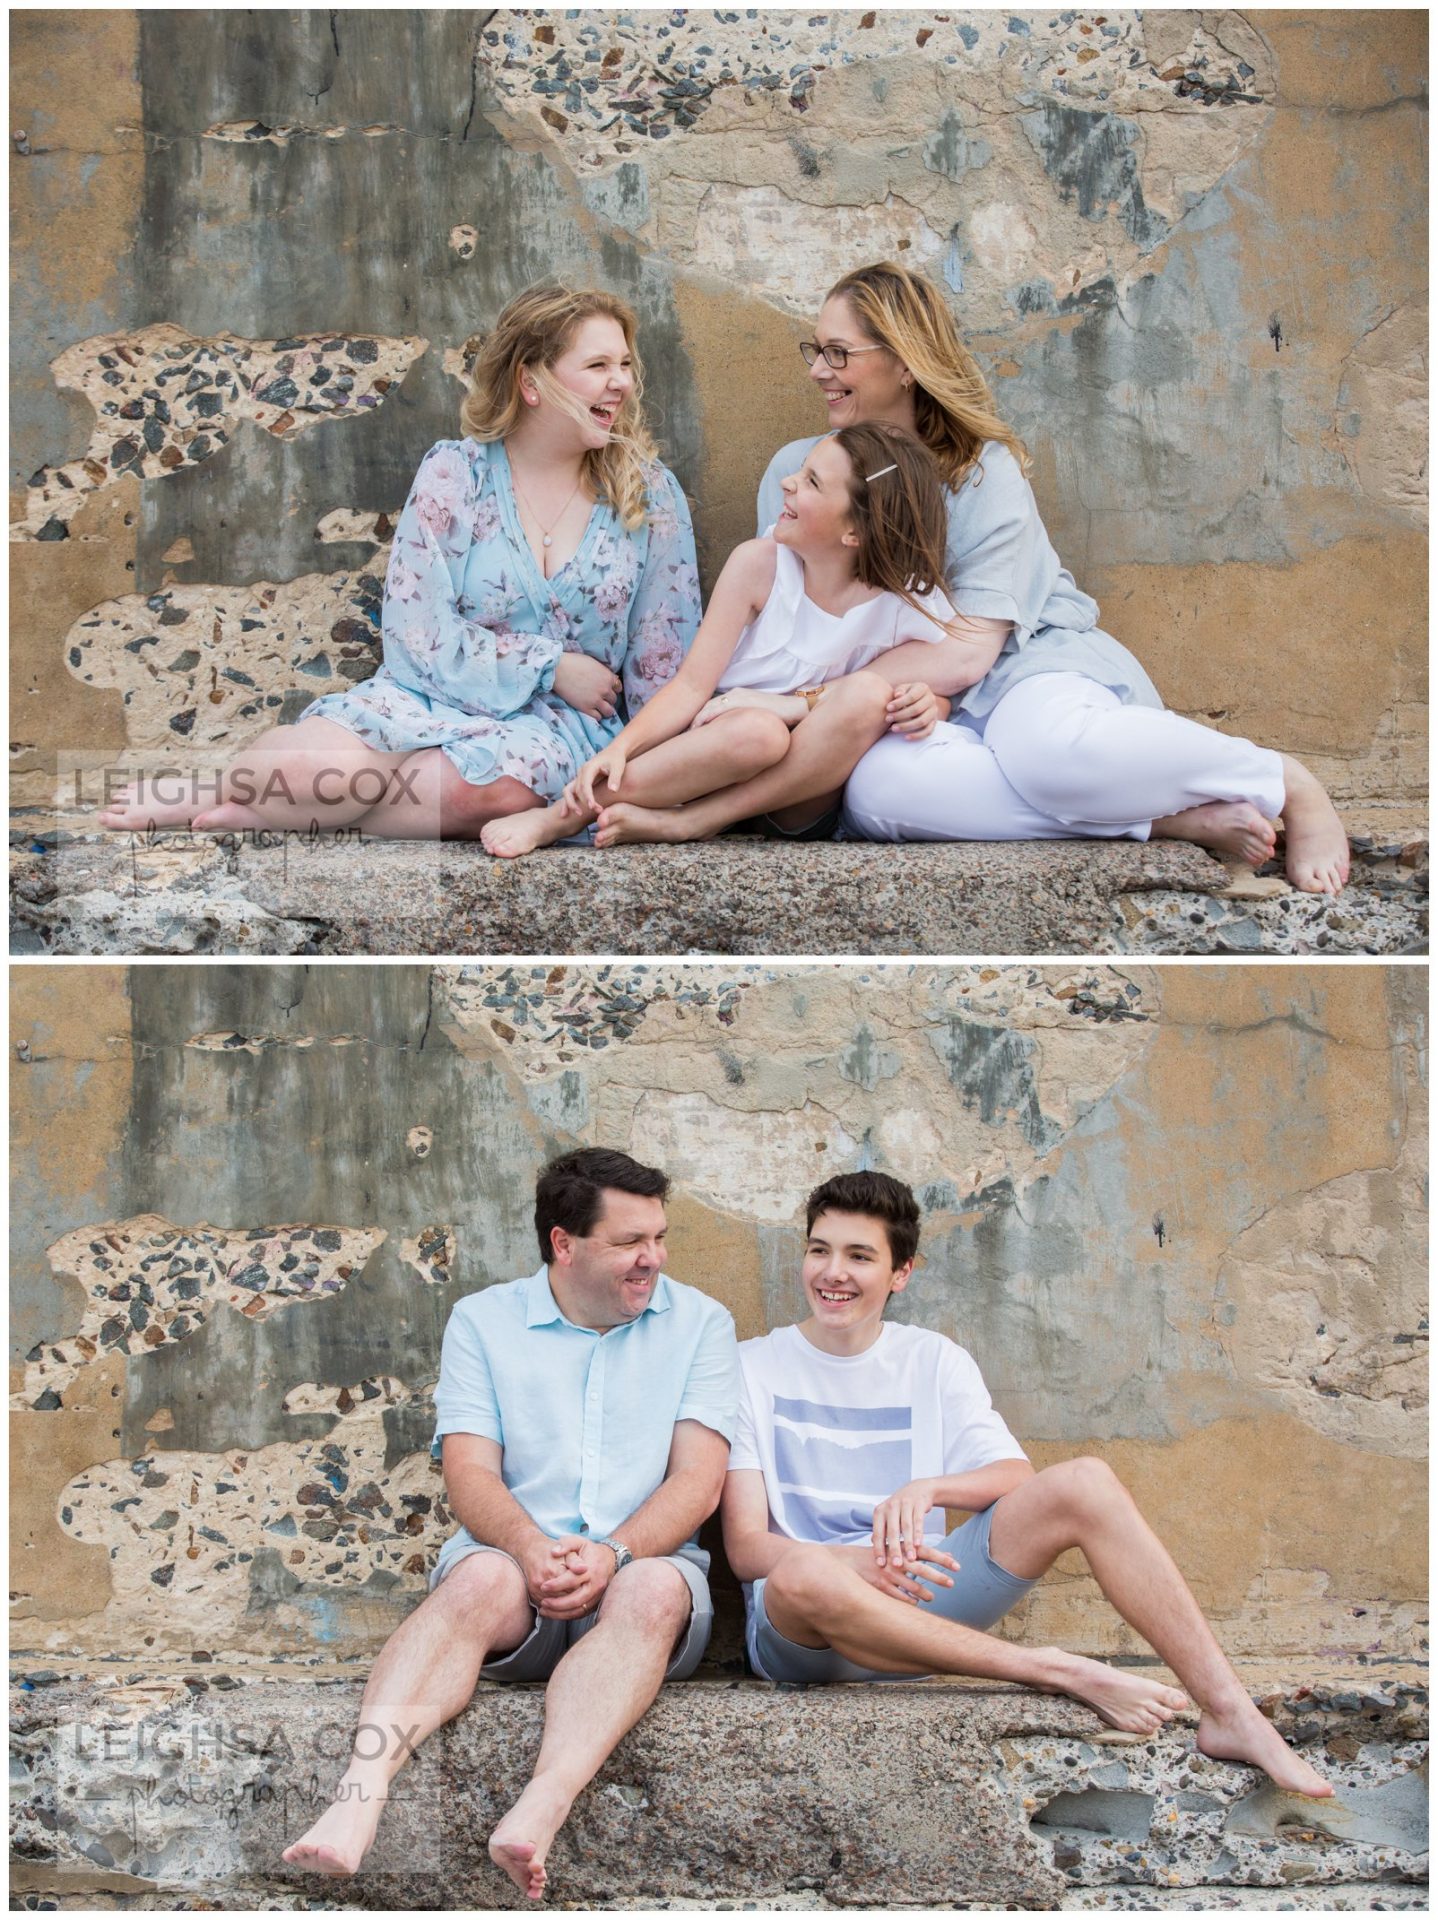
left=10, top=962, right=1427, bottom=1671
left=10, top=10, right=1428, bottom=821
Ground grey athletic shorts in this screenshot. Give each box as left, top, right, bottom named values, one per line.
left=431, top=1538, right=713, bottom=1683
left=747, top=1502, right=1038, bottom=1685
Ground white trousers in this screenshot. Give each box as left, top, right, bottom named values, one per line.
left=843, top=673, right=1287, bottom=843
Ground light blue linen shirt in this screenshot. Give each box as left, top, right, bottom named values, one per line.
left=431, top=1266, right=739, bottom=1572
left=758, top=436, right=1160, bottom=723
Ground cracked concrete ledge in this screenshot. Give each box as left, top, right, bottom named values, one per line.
left=8, top=1670, right=1427, bottom=1910
left=8, top=829, right=1428, bottom=958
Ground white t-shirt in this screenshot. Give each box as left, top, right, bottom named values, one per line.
left=730, top=1321, right=1027, bottom=1551
left=714, top=538, right=955, bottom=697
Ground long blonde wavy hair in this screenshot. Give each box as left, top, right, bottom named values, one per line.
left=826, top=261, right=1030, bottom=489
left=459, top=286, right=659, bottom=530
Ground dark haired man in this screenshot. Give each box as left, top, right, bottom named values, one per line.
left=721, top=1170, right=1331, bottom=1799
left=284, top=1148, right=738, bottom=1897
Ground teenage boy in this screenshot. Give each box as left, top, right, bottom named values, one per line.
left=721, top=1170, right=1331, bottom=1798
left=284, top=1148, right=740, bottom=1898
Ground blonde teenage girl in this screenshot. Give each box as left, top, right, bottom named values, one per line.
left=99, top=286, right=698, bottom=839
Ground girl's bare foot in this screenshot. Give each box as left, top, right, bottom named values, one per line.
left=1153, top=801, right=1278, bottom=868
left=1278, top=756, right=1349, bottom=894
left=481, top=803, right=587, bottom=860
left=1197, top=1696, right=1335, bottom=1798
left=281, top=1786, right=385, bottom=1875
left=593, top=802, right=692, bottom=847
left=190, top=802, right=275, bottom=833
left=1043, top=1649, right=1189, bottom=1734
left=98, top=781, right=213, bottom=832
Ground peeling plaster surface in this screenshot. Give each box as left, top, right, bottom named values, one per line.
left=9, top=963, right=1427, bottom=1668
left=12, top=325, right=424, bottom=539
left=18, top=1216, right=386, bottom=1403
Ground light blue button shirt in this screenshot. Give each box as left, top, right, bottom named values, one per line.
left=431, top=1266, right=739, bottom=1572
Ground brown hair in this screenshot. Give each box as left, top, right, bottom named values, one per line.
left=459, top=285, right=659, bottom=530
left=827, top=260, right=1030, bottom=489
left=806, top=1170, right=921, bottom=1269
left=831, top=423, right=951, bottom=618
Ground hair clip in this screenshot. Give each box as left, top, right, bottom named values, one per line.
left=865, top=463, right=898, bottom=482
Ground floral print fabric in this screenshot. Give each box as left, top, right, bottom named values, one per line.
left=303, top=438, right=701, bottom=799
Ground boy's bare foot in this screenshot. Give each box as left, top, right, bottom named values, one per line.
left=489, top=1780, right=572, bottom=1901
left=593, top=802, right=692, bottom=847
left=190, top=802, right=275, bottom=833
left=1153, top=801, right=1277, bottom=868
left=481, top=804, right=585, bottom=860
left=1278, top=756, right=1349, bottom=894
left=1043, top=1649, right=1189, bottom=1734
left=281, top=1787, right=385, bottom=1875
left=1196, top=1696, right=1335, bottom=1797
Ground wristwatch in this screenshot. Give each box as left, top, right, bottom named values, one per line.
left=590, top=1534, right=633, bottom=1572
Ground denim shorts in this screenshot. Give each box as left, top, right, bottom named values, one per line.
left=431, top=1538, right=713, bottom=1683
left=747, top=1502, right=1038, bottom=1684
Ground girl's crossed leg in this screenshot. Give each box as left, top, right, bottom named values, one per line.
left=481, top=707, right=794, bottom=858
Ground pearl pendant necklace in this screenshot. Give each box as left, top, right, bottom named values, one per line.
left=510, top=460, right=582, bottom=560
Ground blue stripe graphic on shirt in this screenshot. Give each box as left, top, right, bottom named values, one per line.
left=772, top=1395, right=910, bottom=1431
left=773, top=1423, right=912, bottom=1494
left=782, top=1490, right=890, bottom=1539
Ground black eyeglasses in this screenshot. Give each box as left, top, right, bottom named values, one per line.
left=799, top=341, right=889, bottom=371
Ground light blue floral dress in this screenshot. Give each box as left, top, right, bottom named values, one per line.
left=304, top=438, right=701, bottom=799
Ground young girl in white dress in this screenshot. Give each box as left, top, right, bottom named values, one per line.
left=483, top=424, right=992, bottom=856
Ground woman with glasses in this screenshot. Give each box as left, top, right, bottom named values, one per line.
left=756, top=262, right=1349, bottom=894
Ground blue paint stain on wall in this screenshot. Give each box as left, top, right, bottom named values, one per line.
left=942, top=230, right=964, bottom=294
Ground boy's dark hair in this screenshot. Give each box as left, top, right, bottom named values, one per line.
left=535, top=1148, right=669, bottom=1261
left=805, top=1171, right=921, bottom=1268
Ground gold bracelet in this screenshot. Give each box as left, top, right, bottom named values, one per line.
left=795, top=685, right=826, bottom=711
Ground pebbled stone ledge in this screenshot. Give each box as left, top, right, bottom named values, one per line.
left=8, top=823, right=1428, bottom=957
left=9, top=1667, right=1428, bottom=1910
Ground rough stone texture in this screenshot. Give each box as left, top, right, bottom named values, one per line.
left=11, top=964, right=1427, bottom=1676
left=9, top=11, right=1428, bottom=874
left=8, top=827, right=1430, bottom=957
left=7, top=1673, right=1427, bottom=1910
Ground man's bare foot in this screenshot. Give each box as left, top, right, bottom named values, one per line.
left=281, top=1787, right=385, bottom=1875
left=593, top=802, right=693, bottom=847
left=190, top=802, right=276, bottom=833
left=1196, top=1696, right=1335, bottom=1797
left=1278, top=756, right=1349, bottom=894
left=1153, top=801, right=1278, bottom=868
left=1043, top=1649, right=1190, bottom=1734
left=489, top=1779, right=572, bottom=1901
left=481, top=804, right=586, bottom=860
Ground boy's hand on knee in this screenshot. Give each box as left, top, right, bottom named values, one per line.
left=871, top=1478, right=944, bottom=1567
left=831, top=1541, right=958, bottom=1607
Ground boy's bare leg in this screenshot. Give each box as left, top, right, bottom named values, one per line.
left=984, top=1458, right=1333, bottom=1795
left=481, top=710, right=793, bottom=858
left=281, top=1552, right=532, bottom=1877
left=763, top=1547, right=1189, bottom=1734
left=97, top=718, right=409, bottom=834
left=594, top=672, right=892, bottom=847
left=488, top=1560, right=692, bottom=1901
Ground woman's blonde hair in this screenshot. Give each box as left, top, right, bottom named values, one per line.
left=827, top=261, right=1030, bottom=489
left=831, top=423, right=951, bottom=620
left=459, top=285, right=659, bottom=530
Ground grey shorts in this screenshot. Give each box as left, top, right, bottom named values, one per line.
left=430, top=1539, right=713, bottom=1683
left=747, top=1502, right=1038, bottom=1685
